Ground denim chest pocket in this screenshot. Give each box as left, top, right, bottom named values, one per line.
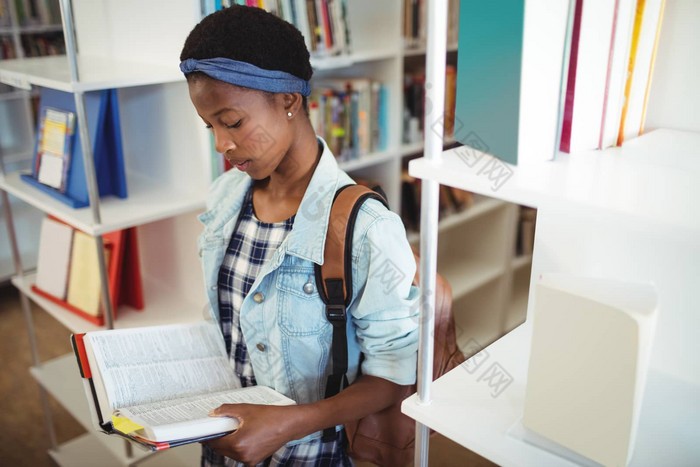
left=276, top=267, right=329, bottom=336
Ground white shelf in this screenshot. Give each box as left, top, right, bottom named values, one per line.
left=0, top=171, right=205, bottom=235
left=0, top=55, right=184, bottom=92
left=402, top=323, right=700, bottom=466
left=13, top=272, right=204, bottom=334
left=512, top=254, right=533, bottom=271
left=408, top=129, right=700, bottom=234
left=403, top=41, right=459, bottom=57
left=400, top=135, right=457, bottom=157
left=48, top=433, right=201, bottom=467
left=0, top=24, right=63, bottom=35
left=31, top=354, right=157, bottom=465
left=0, top=89, right=30, bottom=101
left=310, top=48, right=399, bottom=70
left=407, top=198, right=506, bottom=244
left=338, top=147, right=399, bottom=172
left=440, top=259, right=503, bottom=301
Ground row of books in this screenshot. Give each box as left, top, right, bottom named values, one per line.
left=208, top=78, right=388, bottom=180
left=0, top=0, right=61, bottom=27
left=202, top=0, right=351, bottom=57
left=21, top=31, right=64, bottom=56
left=0, top=31, right=64, bottom=59
left=403, top=65, right=457, bottom=144
left=310, top=79, right=388, bottom=162
left=34, top=216, right=144, bottom=326
left=561, top=0, right=667, bottom=152
left=403, top=0, right=460, bottom=49
left=400, top=169, right=474, bottom=233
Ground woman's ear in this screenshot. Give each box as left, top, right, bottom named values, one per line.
left=282, top=92, right=304, bottom=118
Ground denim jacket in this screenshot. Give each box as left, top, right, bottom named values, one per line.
left=197, top=138, right=419, bottom=445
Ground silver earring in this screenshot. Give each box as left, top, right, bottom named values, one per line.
left=287, top=112, right=293, bottom=117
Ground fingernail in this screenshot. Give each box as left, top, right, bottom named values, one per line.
left=209, top=410, right=216, bottom=416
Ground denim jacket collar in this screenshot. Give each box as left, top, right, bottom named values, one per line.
left=199, top=137, right=351, bottom=266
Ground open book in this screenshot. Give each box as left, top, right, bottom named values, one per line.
left=71, top=321, right=295, bottom=450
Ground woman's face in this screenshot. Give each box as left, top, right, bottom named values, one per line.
left=188, top=76, right=292, bottom=180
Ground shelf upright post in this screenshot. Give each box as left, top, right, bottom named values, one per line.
left=415, top=0, right=449, bottom=466
left=6, top=0, right=26, bottom=59
left=0, top=149, right=59, bottom=453
left=58, top=0, right=115, bottom=330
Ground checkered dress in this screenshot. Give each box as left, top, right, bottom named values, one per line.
left=202, top=188, right=353, bottom=467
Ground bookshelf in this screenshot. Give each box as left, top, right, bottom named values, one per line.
left=0, top=0, right=66, bottom=283
left=405, top=128, right=700, bottom=466
left=0, top=0, right=535, bottom=465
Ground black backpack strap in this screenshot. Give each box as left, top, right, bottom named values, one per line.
left=315, top=184, right=389, bottom=442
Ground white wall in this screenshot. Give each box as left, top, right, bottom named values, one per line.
left=644, top=0, right=700, bottom=132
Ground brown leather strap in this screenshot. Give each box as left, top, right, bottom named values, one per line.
left=319, top=184, right=388, bottom=303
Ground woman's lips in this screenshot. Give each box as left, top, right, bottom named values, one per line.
left=233, top=160, right=250, bottom=171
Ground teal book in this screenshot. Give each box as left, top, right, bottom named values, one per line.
left=455, top=0, right=571, bottom=166
left=455, top=0, right=524, bottom=165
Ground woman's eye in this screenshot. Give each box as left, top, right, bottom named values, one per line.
left=226, top=120, right=242, bottom=129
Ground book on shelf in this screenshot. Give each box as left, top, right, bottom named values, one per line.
left=202, top=0, right=351, bottom=58
left=34, top=106, right=75, bottom=193
left=71, top=320, right=296, bottom=450
left=12, top=0, right=61, bottom=26
left=21, top=87, right=127, bottom=209
left=34, top=216, right=73, bottom=299
left=402, top=0, right=460, bottom=49
left=455, top=0, right=571, bottom=165
left=403, top=66, right=457, bottom=144
left=310, top=79, right=387, bottom=161
left=560, top=0, right=667, bottom=152
left=400, top=169, right=473, bottom=233
left=32, top=216, right=144, bottom=326
left=524, top=273, right=658, bottom=466
left=616, top=0, right=666, bottom=146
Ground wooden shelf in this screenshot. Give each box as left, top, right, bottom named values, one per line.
left=0, top=171, right=205, bottom=235
left=407, top=198, right=506, bottom=244
left=13, top=273, right=204, bottom=334
left=408, top=129, right=700, bottom=234
left=440, top=259, right=503, bottom=301
left=0, top=55, right=184, bottom=92
left=402, top=323, right=700, bottom=466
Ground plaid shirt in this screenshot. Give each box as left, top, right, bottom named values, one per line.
left=202, top=188, right=352, bottom=467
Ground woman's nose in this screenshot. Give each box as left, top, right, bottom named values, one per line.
left=213, top=127, right=236, bottom=154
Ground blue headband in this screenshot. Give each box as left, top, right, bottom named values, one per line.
left=180, top=57, right=311, bottom=97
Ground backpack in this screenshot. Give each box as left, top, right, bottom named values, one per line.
left=316, top=184, right=465, bottom=466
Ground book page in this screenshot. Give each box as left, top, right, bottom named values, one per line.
left=118, top=386, right=295, bottom=430
left=87, top=321, right=237, bottom=410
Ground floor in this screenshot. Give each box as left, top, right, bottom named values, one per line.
left=0, top=284, right=496, bottom=467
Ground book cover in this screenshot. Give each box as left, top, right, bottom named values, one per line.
left=34, top=216, right=74, bottom=300
left=35, top=106, right=75, bottom=192
left=66, top=230, right=112, bottom=317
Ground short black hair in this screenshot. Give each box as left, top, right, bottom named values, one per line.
left=180, top=5, right=313, bottom=84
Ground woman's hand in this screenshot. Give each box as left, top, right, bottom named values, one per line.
left=202, top=403, right=301, bottom=465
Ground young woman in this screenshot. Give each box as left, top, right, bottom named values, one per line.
left=180, top=6, right=419, bottom=466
